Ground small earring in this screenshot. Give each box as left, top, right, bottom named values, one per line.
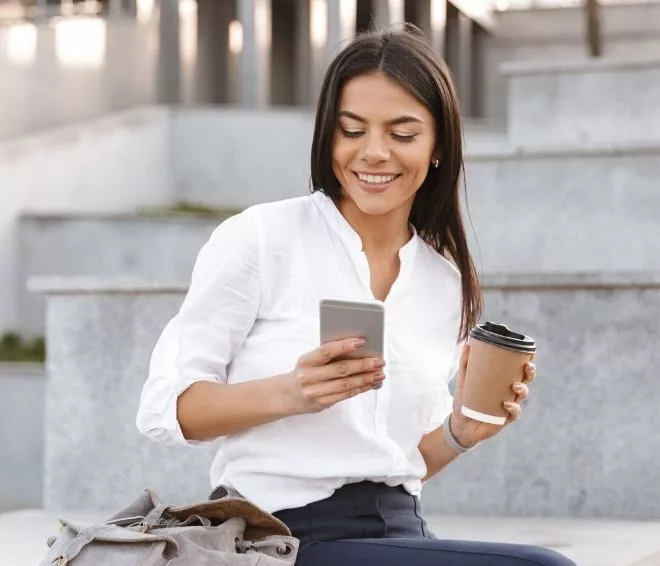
left=433, top=159, right=440, bottom=169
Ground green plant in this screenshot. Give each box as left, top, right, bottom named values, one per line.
left=139, top=202, right=243, bottom=218
left=0, top=332, right=46, bottom=363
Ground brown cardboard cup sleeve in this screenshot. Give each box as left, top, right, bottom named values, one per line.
left=460, top=322, right=536, bottom=425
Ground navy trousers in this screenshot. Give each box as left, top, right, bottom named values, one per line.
left=273, top=482, right=576, bottom=566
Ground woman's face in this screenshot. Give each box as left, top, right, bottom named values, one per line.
left=332, top=71, right=437, bottom=218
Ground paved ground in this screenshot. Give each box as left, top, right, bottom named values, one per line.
left=427, top=516, right=660, bottom=566
left=2, top=509, right=660, bottom=566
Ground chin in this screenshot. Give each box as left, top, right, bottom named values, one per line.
left=351, top=193, right=398, bottom=216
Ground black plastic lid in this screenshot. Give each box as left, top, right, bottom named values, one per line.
left=470, top=321, right=536, bottom=353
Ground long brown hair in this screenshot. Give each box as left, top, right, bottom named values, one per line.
left=310, top=24, right=482, bottom=340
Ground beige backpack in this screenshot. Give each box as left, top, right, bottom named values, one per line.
left=40, top=487, right=298, bottom=566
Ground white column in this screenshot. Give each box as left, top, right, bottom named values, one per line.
left=373, top=0, right=404, bottom=27
left=326, top=0, right=341, bottom=59
left=35, top=0, right=48, bottom=19
left=388, top=0, right=404, bottom=24
left=238, top=0, right=271, bottom=108
left=308, top=0, right=357, bottom=103
left=36, top=16, right=57, bottom=70
left=104, top=7, right=126, bottom=108
left=196, top=0, right=232, bottom=104
left=411, top=0, right=446, bottom=56
left=444, top=3, right=459, bottom=76
left=157, top=0, right=181, bottom=104
left=309, top=0, right=327, bottom=103
left=124, top=0, right=138, bottom=18
left=108, top=0, right=123, bottom=17
left=109, top=0, right=137, bottom=17
left=295, top=0, right=311, bottom=105
left=326, top=0, right=355, bottom=60
left=430, top=0, right=447, bottom=56
left=228, top=19, right=241, bottom=104
left=456, top=12, right=473, bottom=115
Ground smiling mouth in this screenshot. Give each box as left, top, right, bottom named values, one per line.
left=354, top=172, right=401, bottom=185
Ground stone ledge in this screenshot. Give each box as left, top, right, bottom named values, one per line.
left=19, top=212, right=231, bottom=223
left=493, top=31, right=660, bottom=49
left=500, top=54, right=660, bottom=76
left=466, top=141, right=660, bottom=161
left=27, top=272, right=660, bottom=297
left=28, top=277, right=188, bottom=296
left=0, top=362, right=44, bottom=377
left=481, top=271, right=660, bottom=291
left=0, top=106, right=171, bottom=160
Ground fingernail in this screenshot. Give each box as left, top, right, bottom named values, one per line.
left=504, top=401, right=514, bottom=408
left=513, top=384, right=523, bottom=392
left=353, top=338, right=366, bottom=348
left=373, top=372, right=385, bottom=381
left=373, top=359, right=386, bottom=369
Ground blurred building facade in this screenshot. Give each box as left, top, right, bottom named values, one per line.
left=0, top=0, right=497, bottom=142
left=1, top=0, right=659, bottom=141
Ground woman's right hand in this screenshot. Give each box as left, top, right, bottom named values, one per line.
left=282, top=338, right=386, bottom=415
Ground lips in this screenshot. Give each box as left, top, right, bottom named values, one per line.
left=353, top=171, right=401, bottom=194
left=356, top=172, right=400, bottom=185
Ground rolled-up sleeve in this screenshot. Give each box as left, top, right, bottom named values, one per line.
left=136, top=209, right=262, bottom=446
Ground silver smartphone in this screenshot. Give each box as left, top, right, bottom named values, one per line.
left=319, top=298, right=385, bottom=359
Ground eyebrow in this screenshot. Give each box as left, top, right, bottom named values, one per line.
left=337, top=110, right=424, bottom=127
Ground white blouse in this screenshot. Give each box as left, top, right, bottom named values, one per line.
left=136, top=191, right=463, bottom=513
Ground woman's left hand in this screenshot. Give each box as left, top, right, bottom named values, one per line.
left=449, top=344, right=536, bottom=449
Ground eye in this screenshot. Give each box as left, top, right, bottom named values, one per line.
left=339, top=127, right=364, bottom=139
left=391, top=133, right=417, bottom=143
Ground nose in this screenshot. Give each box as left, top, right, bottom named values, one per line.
left=360, top=131, right=390, bottom=163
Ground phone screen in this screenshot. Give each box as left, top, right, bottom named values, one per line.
left=319, top=298, right=385, bottom=359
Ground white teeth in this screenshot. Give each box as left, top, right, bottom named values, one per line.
left=357, top=173, right=396, bottom=184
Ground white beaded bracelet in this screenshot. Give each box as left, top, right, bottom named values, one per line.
left=442, top=413, right=473, bottom=455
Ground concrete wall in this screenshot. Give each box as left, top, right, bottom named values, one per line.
left=17, top=140, right=660, bottom=337
left=0, top=17, right=160, bottom=141
left=0, top=364, right=45, bottom=512
left=425, top=274, right=660, bottom=519
left=0, top=105, right=508, bottom=337
left=483, top=2, right=660, bottom=121
left=0, top=107, right=173, bottom=334
left=504, top=57, right=660, bottom=150
left=173, top=102, right=660, bottom=276
left=495, top=2, right=660, bottom=44
left=4, top=51, right=659, bottom=336
left=463, top=146, right=660, bottom=275
left=7, top=86, right=660, bottom=337
left=35, top=280, right=216, bottom=510
left=33, top=275, right=660, bottom=519
left=171, top=108, right=511, bottom=210
left=170, top=107, right=314, bottom=208
left=18, top=214, right=223, bottom=336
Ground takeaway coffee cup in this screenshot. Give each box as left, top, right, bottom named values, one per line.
left=460, top=322, right=536, bottom=426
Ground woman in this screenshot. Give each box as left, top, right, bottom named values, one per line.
left=137, top=25, right=575, bottom=566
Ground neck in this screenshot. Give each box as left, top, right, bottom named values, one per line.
left=337, top=196, right=413, bottom=256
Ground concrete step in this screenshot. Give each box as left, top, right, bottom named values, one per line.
left=429, top=515, right=660, bottom=566
left=2, top=509, right=660, bottom=566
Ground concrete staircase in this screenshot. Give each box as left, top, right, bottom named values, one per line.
left=1, top=9, right=659, bottom=559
